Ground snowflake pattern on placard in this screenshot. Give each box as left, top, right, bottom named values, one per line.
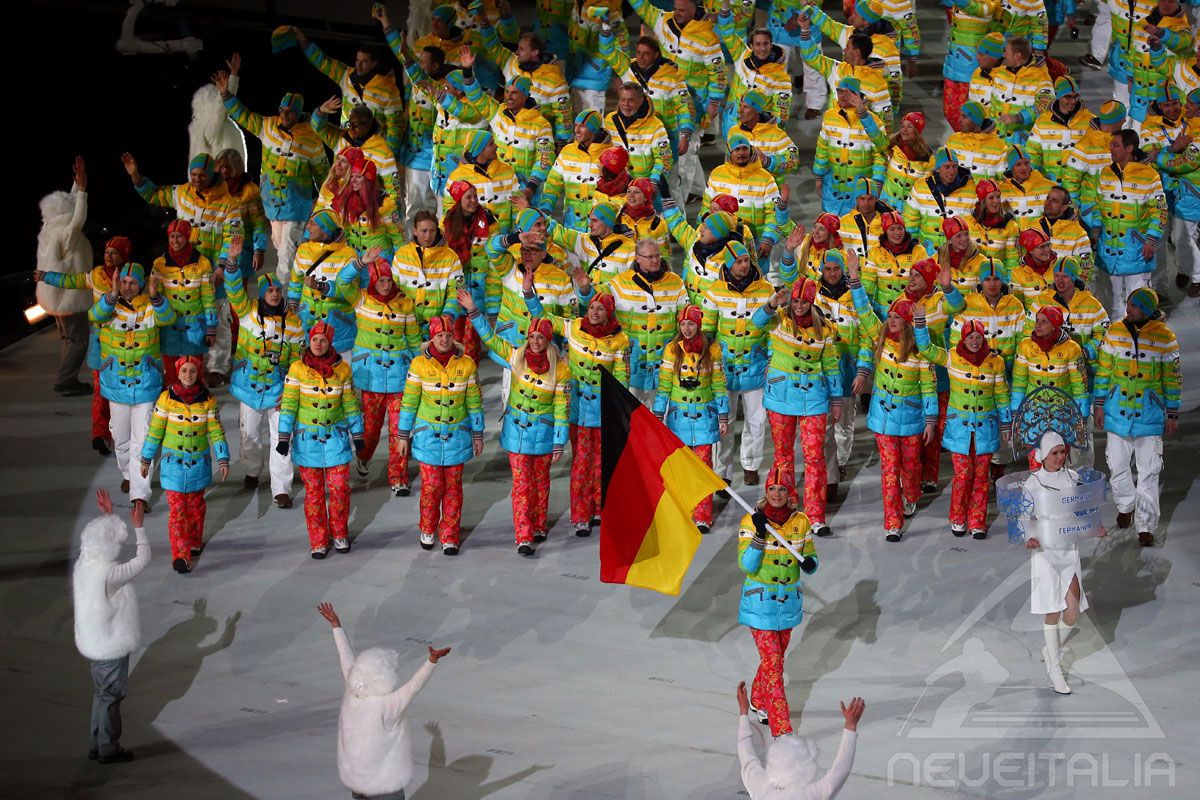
left=1011, top=386, right=1087, bottom=456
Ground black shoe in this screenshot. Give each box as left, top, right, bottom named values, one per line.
left=172, top=557, right=191, bottom=574
left=392, top=483, right=411, bottom=497
left=1177, top=273, right=1192, bottom=290
left=93, top=436, right=111, bottom=456
left=884, top=530, right=902, bottom=543
left=120, top=479, right=130, bottom=494
left=334, top=537, right=351, bottom=553
left=921, top=481, right=938, bottom=494
left=575, top=525, right=592, bottom=537
left=310, top=546, right=329, bottom=560
left=1079, top=54, right=1104, bottom=71
left=442, top=544, right=460, bottom=556
left=97, top=748, right=134, bottom=764
left=590, top=516, right=601, bottom=527
left=243, top=475, right=259, bottom=491
left=517, top=543, right=534, bottom=556
left=812, top=523, right=832, bottom=537
left=533, top=530, right=547, bottom=543
left=190, top=544, right=204, bottom=557
left=971, top=530, right=988, bottom=540
left=696, top=524, right=711, bottom=534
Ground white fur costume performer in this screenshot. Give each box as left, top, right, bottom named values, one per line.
left=73, top=512, right=150, bottom=760
left=737, top=715, right=857, bottom=799
left=188, top=84, right=247, bottom=172
left=332, top=628, right=438, bottom=798
left=1022, top=432, right=1091, bottom=618
left=37, top=182, right=93, bottom=389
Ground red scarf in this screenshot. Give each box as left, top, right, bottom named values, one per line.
left=430, top=345, right=455, bottom=366
left=168, top=241, right=196, bottom=268
left=948, top=248, right=966, bottom=269
left=955, top=337, right=990, bottom=366
left=1032, top=329, right=1061, bottom=353
left=446, top=209, right=491, bottom=266
left=302, top=348, right=341, bottom=379
left=898, top=142, right=921, bottom=161
left=622, top=200, right=654, bottom=221
left=681, top=332, right=705, bottom=354
left=171, top=381, right=204, bottom=405
left=793, top=309, right=814, bottom=328
left=597, top=170, right=630, bottom=197
left=977, top=210, right=1005, bottom=228
left=904, top=285, right=930, bottom=303
left=368, top=281, right=398, bottom=305
left=882, top=235, right=911, bottom=255
left=762, top=502, right=792, bottom=526
left=525, top=349, right=549, bottom=374
left=1023, top=253, right=1053, bottom=276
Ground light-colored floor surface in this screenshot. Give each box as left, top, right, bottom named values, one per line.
left=4, top=4, right=1200, bottom=799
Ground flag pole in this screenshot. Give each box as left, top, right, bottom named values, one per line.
left=721, top=483, right=808, bottom=562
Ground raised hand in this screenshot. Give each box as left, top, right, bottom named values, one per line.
left=147, top=273, right=162, bottom=300
left=290, top=26, right=308, bottom=46
left=840, top=697, right=865, bottom=731
left=73, top=155, right=87, bottom=191
left=226, top=52, right=241, bottom=76
left=226, top=235, right=244, bottom=263
left=317, top=602, right=341, bottom=628
left=786, top=224, right=805, bottom=251
left=371, top=2, right=389, bottom=27
left=512, top=192, right=530, bottom=211
left=736, top=681, right=749, bottom=715
left=427, top=644, right=452, bottom=663
left=120, top=152, right=140, bottom=181
left=319, top=96, right=342, bottom=116
left=212, top=70, right=230, bottom=94
left=459, top=44, right=475, bottom=69
left=456, top=287, right=476, bottom=312
left=218, top=463, right=229, bottom=482
left=96, top=488, right=114, bottom=515
left=845, top=248, right=860, bottom=280
left=363, top=246, right=384, bottom=265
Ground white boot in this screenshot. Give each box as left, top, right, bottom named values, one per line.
left=1044, top=624, right=1071, bottom=694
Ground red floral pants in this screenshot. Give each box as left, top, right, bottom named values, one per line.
left=876, top=433, right=922, bottom=530
left=298, top=464, right=351, bottom=549
left=569, top=425, right=602, bottom=526
left=161, top=356, right=179, bottom=390
left=419, top=463, right=464, bottom=545
left=166, top=490, right=205, bottom=562
left=509, top=453, right=551, bottom=544
left=453, top=315, right=482, bottom=364
left=768, top=411, right=828, bottom=523
left=692, top=444, right=714, bottom=526
left=360, top=390, right=409, bottom=486
left=943, top=80, right=970, bottom=131
left=920, top=391, right=950, bottom=484
left=950, top=447, right=992, bottom=530
left=92, top=369, right=110, bottom=441
left=750, top=627, right=794, bottom=737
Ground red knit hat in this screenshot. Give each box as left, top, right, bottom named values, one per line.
left=339, top=147, right=365, bottom=169
left=711, top=194, right=739, bottom=214
left=941, top=216, right=968, bottom=238
left=911, top=258, right=939, bottom=287
left=630, top=177, right=656, bottom=200
left=368, top=258, right=391, bottom=285
left=792, top=277, right=818, bottom=303
left=590, top=292, right=616, bottom=317
left=880, top=211, right=904, bottom=231
left=960, top=319, right=987, bottom=339
left=815, top=213, right=841, bottom=235
left=309, top=321, right=335, bottom=342
left=428, top=314, right=454, bottom=337
left=1019, top=228, right=1050, bottom=252
left=167, top=219, right=192, bottom=238
left=1037, top=305, right=1064, bottom=329
left=174, top=354, right=203, bottom=372
left=449, top=180, right=473, bottom=203
left=902, top=111, right=926, bottom=134
left=975, top=179, right=1000, bottom=200
left=105, top=236, right=133, bottom=262
left=351, top=158, right=377, bottom=182
left=765, top=465, right=795, bottom=490
left=599, top=146, right=629, bottom=173
left=889, top=298, right=915, bottom=324
left=677, top=304, right=704, bottom=325
left=527, top=318, right=553, bottom=340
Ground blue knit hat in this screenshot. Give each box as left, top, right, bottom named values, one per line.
left=507, top=75, right=533, bottom=97
left=188, top=153, right=216, bottom=180
left=854, top=0, right=883, bottom=24
left=1007, top=145, right=1031, bottom=169
left=118, top=262, right=146, bottom=290
left=934, top=147, right=958, bottom=169
left=1190, top=88, right=1200, bottom=107
left=961, top=101, right=986, bottom=128
left=978, top=32, right=1005, bottom=60
left=823, top=249, right=847, bottom=271
left=1054, top=76, right=1079, bottom=99
left=741, top=90, right=767, bottom=112
left=727, top=130, right=753, bottom=152
left=1097, top=100, right=1126, bottom=126
left=432, top=4, right=457, bottom=24
left=515, top=208, right=545, bottom=233
left=1129, top=287, right=1159, bottom=317
left=978, top=258, right=1005, bottom=281
left=1054, top=256, right=1082, bottom=280
left=837, top=76, right=863, bottom=95
left=465, top=129, right=494, bottom=159
left=1161, top=84, right=1183, bottom=103
left=575, top=109, right=602, bottom=134
left=279, top=92, right=304, bottom=114
left=258, top=273, right=283, bottom=293
left=591, top=202, right=618, bottom=229
left=310, top=209, right=340, bottom=238
left=722, top=240, right=750, bottom=267
left=855, top=177, right=879, bottom=198
left=703, top=211, right=736, bottom=240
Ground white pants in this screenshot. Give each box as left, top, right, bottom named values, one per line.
left=573, top=89, right=607, bottom=119
left=715, top=389, right=766, bottom=478
left=1105, top=272, right=1151, bottom=320
left=239, top=403, right=293, bottom=497
left=271, top=220, right=302, bottom=286
left=676, top=149, right=705, bottom=199
left=825, top=395, right=856, bottom=472
left=110, top=401, right=154, bottom=502
left=1174, top=218, right=1200, bottom=278
left=787, top=46, right=827, bottom=112
left=1070, top=418, right=1095, bottom=471
left=631, top=387, right=656, bottom=408
left=205, top=298, right=232, bottom=376
left=403, top=168, right=435, bottom=230
left=1105, top=431, right=1163, bottom=533
left=1112, top=80, right=1130, bottom=110
left=1090, top=1, right=1112, bottom=62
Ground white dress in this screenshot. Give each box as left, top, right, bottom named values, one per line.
left=1022, top=468, right=1090, bottom=615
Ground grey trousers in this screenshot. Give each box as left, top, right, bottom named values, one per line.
left=54, top=313, right=89, bottom=387
left=89, top=655, right=129, bottom=755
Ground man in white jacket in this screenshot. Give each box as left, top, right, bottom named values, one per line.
left=318, top=603, right=450, bottom=800
left=736, top=682, right=864, bottom=799
left=73, top=489, right=149, bottom=764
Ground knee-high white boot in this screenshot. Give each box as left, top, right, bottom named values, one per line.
left=1043, top=623, right=1071, bottom=694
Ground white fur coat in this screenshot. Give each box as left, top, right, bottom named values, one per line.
left=188, top=84, right=247, bottom=169
left=36, top=185, right=93, bottom=316
left=73, top=515, right=141, bottom=661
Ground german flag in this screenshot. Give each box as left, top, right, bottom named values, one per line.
left=599, top=367, right=727, bottom=595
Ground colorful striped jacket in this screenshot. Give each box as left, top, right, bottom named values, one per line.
left=1021, top=212, right=1095, bottom=283
left=807, top=6, right=903, bottom=111
left=1010, top=333, right=1089, bottom=418
left=140, top=389, right=230, bottom=493
left=485, top=236, right=577, bottom=346
left=849, top=283, right=937, bottom=436
left=1001, top=170, right=1056, bottom=221
left=443, top=158, right=521, bottom=233
left=134, top=180, right=240, bottom=267
left=733, top=116, right=800, bottom=181
left=798, top=32, right=892, bottom=127
left=390, top=240, right=464, bottom=329
left=951, top=290, right=1027, bottom=366
left=312, top=119, right=401, bottom=199
left=152, top=253, right=216, bottom=357
left=630, top=0, right=726, bottom=108
left=984, top=62, right=1054, bottom=144
left=1080, top=160, right=1166, bottom=276
left=598, top=31, right=694, bottom=144
left=580, top=268, right=688, bottom=392
left=813, top=106, right=888, bottom=216
left=653, top=338, right=729, bottom=447
left=702, top=160, right=784, bottom=242
left=524, top=291, right=631, bottom=427
left=302, top=41, right=402, bottom=155
left=385, top=38, right=438, bottom=172
left=279, top=357, right=364, bottom=468
left=337, top=275, right=422, bottom=395
left=944, top=0, right=1000, bottom=84
left=1024, top=288, right=1109, bottom=361
left=914, top=318, right=1011, bottom=455
left=397, top=343, right=484, bottom=466
left=717, top=10, right=792, bottom=128
left=621, top=211, right=672, bottom=260
left=946, top=130, right=1009, bottom=181
left=737, top=507, right=816, bottom=630
left=1008, top=260, right=1055, bottom=310
left=904, top=169, right=978, bottom=253
left=880, top=0, right=920, bottom=57
left=551, top=221, right=637, bottom=286
left=701, top=273, right=775, bottom=392
left=471, top=313, right=571, bottom=455
left=863, top=239, right=930, bottom=315
left=1156, top=134, right=1200, bottom=222
left=465, top=78, right=554, bottom=190
left=813, top=281, right=862, bottom=389
left=288, top=239, right=360, bottom=354
left=1061, top=127, right=1111, bottom=204
left=603, top=107, right=673, bottom=182
left=996, top=0, right=1049, bottom=50
left=539, top=138, right=616, bottom=231
left=90, top=291, right=178, bottom=406
left=878, top=144, right=934, bottom=212
left=664, top=206, right=759, bottom=302
left=343, top=194, right=404, bottom=260
left=1026, top=103, right=1096, bottom=182
left=839, top=210, right=886, bottom=263
left=1093, top=316, right=1182, bottom=438
left=224, top=265, right=304, bottom=410
left=479, top=23, right=571, bottom=141
left=751, top=303, right=843, bottom=417
left=223, top=94, right=328, bottom=222
left=965, top=213, right=1021, bottom=277
left=431, top=82, right=488, bottom=186
left=41, top=265, right=114, bottom=370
